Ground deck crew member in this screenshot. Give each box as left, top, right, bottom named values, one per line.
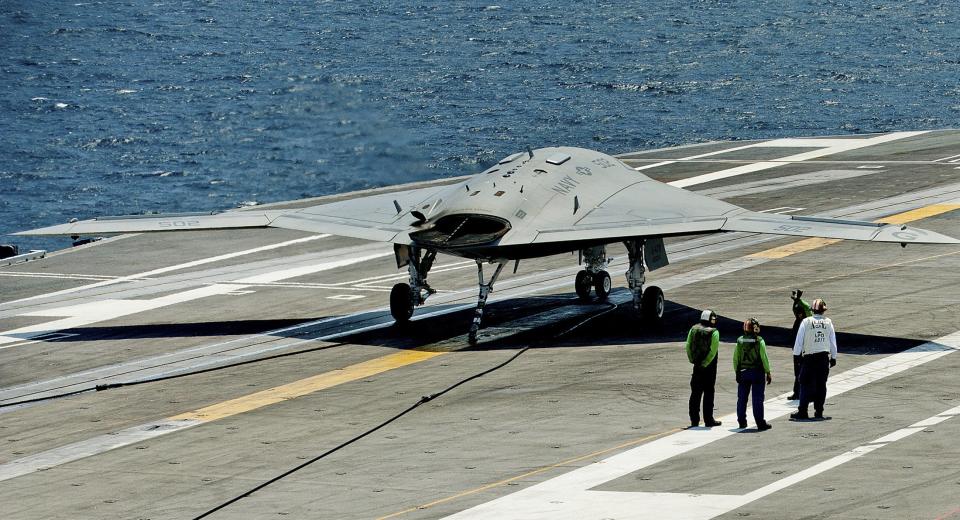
left=788, top=289, right=813, bottom=400
left=790, top=298, right=837, bottom=421
left=734, top=318, right=773, bottom=431
left=686, top=309, right=721, bottom=428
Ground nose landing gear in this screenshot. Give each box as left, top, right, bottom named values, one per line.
left=390, top=245, right=437, bottom=324
left=468, top=261, right=506, bottom=345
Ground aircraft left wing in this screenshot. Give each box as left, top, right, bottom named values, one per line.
left=721, top=211, right=960, bottom=244
left=504, top=178, right=959, bottom=246
left=520, top=209, right=959, bottom=246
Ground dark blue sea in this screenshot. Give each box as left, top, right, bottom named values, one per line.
left=2, top=1, right=959, bottom=253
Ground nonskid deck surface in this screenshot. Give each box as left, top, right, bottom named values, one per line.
left=2, top=130, right=960, bottom=519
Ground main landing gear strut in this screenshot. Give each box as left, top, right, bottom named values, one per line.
left=574, top=240, right=664, bottom=323
left=624, top=239, right=664, bottom=322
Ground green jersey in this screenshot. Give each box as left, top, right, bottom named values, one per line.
left=793, top=298, right=813, bottom=320
left=733, top=334, right=770, bottom=373
left=686, top=324, right=719, bottom=367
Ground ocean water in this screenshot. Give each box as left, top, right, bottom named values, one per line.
left=2, top=1, right=959, bottom=252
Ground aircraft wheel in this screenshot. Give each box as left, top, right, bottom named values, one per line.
left=468, top=325, right=479, bottom=345
left=594, top=270, right=611, bottom=301
left=641, top=285, right=664, bottom=322
left=575, top=270, right=592, bottom=300
left=390, top=283, right=414, bottom=323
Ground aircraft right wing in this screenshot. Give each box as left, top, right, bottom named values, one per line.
left=16, top=184, right=454, bottom=243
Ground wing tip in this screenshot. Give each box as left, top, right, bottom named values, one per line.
left=12, top=225, right=75, bottom=237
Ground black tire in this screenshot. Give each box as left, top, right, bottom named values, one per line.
left=594, top=270, right=611, bottom=301
left=390, top=283, right=414, bottom=323
left=574, top=270, right=592, bottom=300
left=0, top=245, right=16, bottom=260
left=468, top=324, right=479, bottom=345
left=641, top=285, right=665, bottom=322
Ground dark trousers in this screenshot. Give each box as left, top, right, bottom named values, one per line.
left=792, top=355, right=802, bottom=396
left=798, top=352, right=830, bottom=415
left=689, top=359, right=718, bottom=423
left=737, top=368, right=766, bottom=424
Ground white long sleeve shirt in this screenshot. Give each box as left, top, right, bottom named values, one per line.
left=793, top=314, right=838, bottom=359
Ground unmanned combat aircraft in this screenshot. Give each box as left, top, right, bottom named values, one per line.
left=17, top=147, right=960, bottom=343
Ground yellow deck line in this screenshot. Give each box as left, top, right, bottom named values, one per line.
left=750, top=204, right=960, bottom=260
left=170, top=350, right=443, bottom=422
left=749, top=237, right=841, bottom=260
left=879, top=203, right=960, bottom=225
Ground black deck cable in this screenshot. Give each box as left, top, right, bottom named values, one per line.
left=0, top=387, right=96, bottom=408
left=0, top=340, right=347, bottom=409
left=192, top=345, right=531, bottom=520
left=192, top=303, right=619, bottom=519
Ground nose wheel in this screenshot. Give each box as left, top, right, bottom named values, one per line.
left=390, top=282, right=414, bottom=323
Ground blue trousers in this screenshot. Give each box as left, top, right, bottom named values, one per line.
left=737, top=368, right=766, bottom=424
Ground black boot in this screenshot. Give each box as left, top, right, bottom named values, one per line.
left=757, top=422, right=772, bottom=431
left=704, top=418, right=722, bottom=427
left=790, top=410, right=809, bottom=421
left=738, top=419, right=747, bottom=429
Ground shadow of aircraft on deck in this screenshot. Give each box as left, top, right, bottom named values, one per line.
left=50, top=289, right=925, bottom=358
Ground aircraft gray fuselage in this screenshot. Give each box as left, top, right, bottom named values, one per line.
left=406, top=147, right=739, bottom=261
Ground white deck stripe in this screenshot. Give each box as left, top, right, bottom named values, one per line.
left=668, top=132, right=927, bottom=188
left=1, top=235, right=328, bottom=307
left=0, top=250, right=390, bottom=348
left=0, top=272, right=118, bottom=281
left=631, top=132, right=926, bottom=186
left=0, top=420, right=202, bottom=482
left=632, top=143, right=764, bottom=171
left=933, top=152, right=960, bottom=162
left=444, top=331, right=960, bottom=519
left=736, top=402, right=960, bottom=511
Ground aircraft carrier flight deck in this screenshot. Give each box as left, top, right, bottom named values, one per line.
left=2, top=130, right=960, bottom=519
